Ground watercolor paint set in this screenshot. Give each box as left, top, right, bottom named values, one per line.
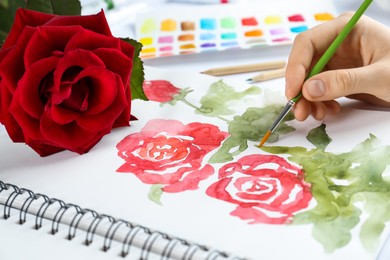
left=135, top=1, right=337, bottom=59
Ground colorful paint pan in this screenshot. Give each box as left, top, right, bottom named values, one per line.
left=288, top=14, right=305, bottom=22
left=241, top=17, right=258, bottom=26
left=314, top=13, right=334, bottom=21
left=135, top=5, right=338, bottom=59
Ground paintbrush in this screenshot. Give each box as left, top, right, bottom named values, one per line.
left=258, top=0, right=373, bottom=147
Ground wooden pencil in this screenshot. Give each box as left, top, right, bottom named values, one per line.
left=201, top=60, right=286, bottom=76
left=246, top=68, right=285, bottom=82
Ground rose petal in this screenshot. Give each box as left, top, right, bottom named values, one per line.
left=93, top=48, right=133, bottom=85
left=45, top=10, right=112, bottom=37
left=15, top=56, right=60, bottom=119
left=39, top=112, right=110, bottom=152
left=119, top=40, right=135, bottom=62
left=24, top=26, right=82, bottom=67
left=234, top=177, right=279, bottom=201
left=76, top=93, right=127, bottom=131
left=112, top=101, right=131, bottom=128
left=184, top=122, right=229, bottom=152
left=51, top=49, right=106, bottom=105
left=206, top=178, right=236, bottom=202
left=139, top=119, right=186, bottom=136
left=231, top=205, right=289, bottom=225
left=74, top=67, right=119, bottom=114
left=9, top=99, right=41, bottom=141
left=0, top=27, right=36, bottom=91
left=54, top=49, right=105, bottom=78
left=76, top=73, right=128, bottom=131
left=2, top=8, right=54, bottom=49
left=117, top=135, right=204, bottom=171
left=142, top=80, right=180, bottom=102
left=163, top=164, right=215, bottom=192
left=0, top=83, right=24, bottom=142
left=47, top=105, right=79, bottom=125
left=64, top=29, right=121, bottom=54
left=27, top=141, right=65, bottom=157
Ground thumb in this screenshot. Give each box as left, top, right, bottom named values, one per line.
left=302, top=66, right=375, bottom=101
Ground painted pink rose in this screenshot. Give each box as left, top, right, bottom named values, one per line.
left=116, top=119, right=228, bottom=192
left=206, top=154, right=312, bottom=224
left=142, top=80, right=180, bottom=102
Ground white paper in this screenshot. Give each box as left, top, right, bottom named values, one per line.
left=1, top=67, right=390, bottom=260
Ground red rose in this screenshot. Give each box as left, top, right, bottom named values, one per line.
left=0, top=8, right=136, bottom=156
left=142, top=80, right=180, bottom=102
left=116, top=119, right=228, bottom=192
left=206, top=154, right=312, bottom=224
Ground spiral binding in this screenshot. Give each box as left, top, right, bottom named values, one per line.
left=0, top=181, right=243, bottom=260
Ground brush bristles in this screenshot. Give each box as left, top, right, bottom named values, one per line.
left=258, top=130, right=271, bottom=147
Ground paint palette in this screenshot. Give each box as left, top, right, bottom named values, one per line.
left=135, top=2, right=337, bottom=58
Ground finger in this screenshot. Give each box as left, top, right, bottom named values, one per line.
left=348, top=94, right=390, bottom=107
left=310, top=102, right=327, bottom=120
left=292, top=99, right=312, bottom=121
left=302, top=63, right=390, bottom=103
left=285, top=13, right=354, bottom=100
left=323, top=100, right=341, bottom=114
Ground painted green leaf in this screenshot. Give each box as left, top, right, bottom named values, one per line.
left=209, top=105, right=295, bottom=163
left=121, top=38, right=147, bottom=101
left=197, top=80, right=261, bottom=117
left=26, top=0, right=81, bottom=15
left=148, top=184, right=163, bottom=205
left=209, top=137, right=248, bottom=163
left=311, top=207, right=361, bottom=253
left=265, top=132, right=390, bottom=253
left=359, top=192, right=390, bottom=251
left=260, top=145, right=308, bottom=156
left=306, top=123, right=332, bottom=150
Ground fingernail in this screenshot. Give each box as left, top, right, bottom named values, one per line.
left=306, top=80, right=325, bottom=98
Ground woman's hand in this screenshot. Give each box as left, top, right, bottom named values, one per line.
left=285, top=13, right=390, bottom=121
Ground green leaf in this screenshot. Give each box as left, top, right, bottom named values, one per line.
left=0, top=0, right=26, bottom=47
left=0, top=0, right=9, bottom=9
left=121, top=38, right=147, bottom=101
left=148, top=184, right=163, bottom=205
left=0, top=0, right=82, bottom=47
left=26, top=0, right=81, bottom=15
left=306, top=123, right=332, bottom=150
left=104, top=0, right=115, bottom=10
left=198, top=80, right=261, bottom=117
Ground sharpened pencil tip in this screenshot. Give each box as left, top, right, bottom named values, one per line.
left=246, top=79, right=253, bottom=82
left=258, top=130, right=271, bottom=147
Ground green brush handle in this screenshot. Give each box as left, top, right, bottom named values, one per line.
left=291, top=0, right=373, bottom=104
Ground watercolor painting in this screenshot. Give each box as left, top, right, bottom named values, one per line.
left=115, top=74, right=390, bottom=257
left=1, top=64, right=390, bottom=259
left=135, top=1, right=336, bottom=58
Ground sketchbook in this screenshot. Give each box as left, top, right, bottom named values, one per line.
left=1, top=66, right=390, bottom=260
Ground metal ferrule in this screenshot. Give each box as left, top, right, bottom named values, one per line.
left=269, top=100, right=295, bottom=132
